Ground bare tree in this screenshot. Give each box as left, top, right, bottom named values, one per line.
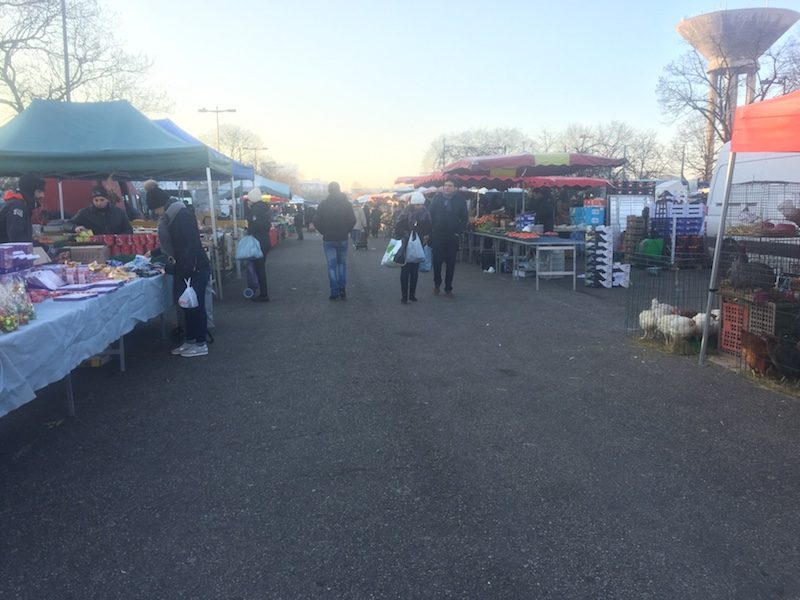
left=656, top=33, right=800, bottom=176
left=421, top=127, right=533, bottom=172
left=0, top=0, right=170, bottom=113
left=200, top=124, right=263, bottom=162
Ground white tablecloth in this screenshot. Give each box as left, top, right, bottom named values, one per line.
left=0, top=275, right=172, bottom=416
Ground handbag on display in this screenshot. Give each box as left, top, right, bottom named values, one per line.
left=381, top=238, right=405, bottom=268
left=235, top=235, right=264, bottom=260
left=404, top=231, right=425, bottom=263
left=178, top=278, right=199, bottom=308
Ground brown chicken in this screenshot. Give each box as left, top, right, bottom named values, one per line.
left=741, top=330, right=771, bottom=376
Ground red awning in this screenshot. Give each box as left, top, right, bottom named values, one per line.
left=408, top=173, right=609, bottom=189
left=442, top=152, right=626, bottom=177
left=730, top=90, right=800, bottom=153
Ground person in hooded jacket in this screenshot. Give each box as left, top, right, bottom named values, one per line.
left=147, top=184, right=211, bottom=358
left=0, top=174, right=45, bottom=243
left=70, top=185, right=133, bottom=235
left=313, top=181, right=356, bottom=300
left=245, top=187, right=272, bottom=301
left=394, top=192, right=432, bottom=304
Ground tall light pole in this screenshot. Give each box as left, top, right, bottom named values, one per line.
left=242, top=146, right=268, bottom=174
left=60, top=0, right=70, bottom=101
left=198, top=106, right=236, bottom=151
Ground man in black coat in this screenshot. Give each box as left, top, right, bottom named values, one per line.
left=0, top=173, right=45, bottom=243
left=313, top=181, right=356, bottom=300
left=429, top=179, right=468, bottom=296
left=71, top=185, right=134, bottom=235
left=245, top=188, right=272, bottom=302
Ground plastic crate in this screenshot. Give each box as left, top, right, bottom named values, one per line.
left=66, top=245, right=109, bottom=264
left=748, top=302, right=776, bottom=336
left=720, top=301, right=749, bottom=355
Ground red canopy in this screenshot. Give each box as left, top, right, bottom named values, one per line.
left=442, top=152, right=626, bottom=177
left=731, top=90, right=800, bottom=153
left=405, top=173, right=609, bottom=189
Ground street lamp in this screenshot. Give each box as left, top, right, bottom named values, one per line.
left=242, top=146, right=269, bottom=172
left=198, top=106, right=237, bottom=151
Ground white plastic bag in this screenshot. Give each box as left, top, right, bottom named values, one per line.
left=235, top=235, right=264, bottom=260
left=381, top=238, right=404, bottom=268
left=178, top=278, right=199, bottom=309
left=405, top=231, right=425, bottom=263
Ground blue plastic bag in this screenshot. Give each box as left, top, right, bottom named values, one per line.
left=235, top=235, right=264, bottom=260
left=419, top=245, right=433, bottom=272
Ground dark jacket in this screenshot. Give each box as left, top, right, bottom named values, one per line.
left=313, top=192, right=356, bottom=242
left=70, top=204, right=133, bottom=235
left=246, top=201, right=273, bottom=252
left=429, top=192, right=468, bottom=240
left=166, top=204, right=210, bottom=279
left=293, top=210, right=304, bottom=229
left=0, top=197, right=33, bottom=243
left=393, top=207, right=432, bottom=241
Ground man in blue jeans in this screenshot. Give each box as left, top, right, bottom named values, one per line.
left=312, top=182, right=356, bottom=300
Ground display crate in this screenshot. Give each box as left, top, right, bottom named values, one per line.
left=654, top=202, right=705, bottom=219
left=720, top=301, right=749, bottom=355
left=748, top=302, right=776, bottom=336
left=66, top=245, right=109, bottom=264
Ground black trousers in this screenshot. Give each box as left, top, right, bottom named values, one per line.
left=400, top=262, right=420, bottom=299
left=254, top=237, right=269, bottom=298
left=432, top=235, right=459, bottom=292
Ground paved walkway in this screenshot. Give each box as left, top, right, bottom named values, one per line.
left=1, top=233, right=799, bottom=599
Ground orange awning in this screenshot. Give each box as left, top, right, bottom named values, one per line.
left=730, top=90, right=800, bottom=153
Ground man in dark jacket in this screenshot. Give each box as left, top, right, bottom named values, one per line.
left=245, top=187, right=272, bottom=301
left=429, top=179, right=468, bottom=296
left=313, top=181, right=356, bottom=300
left=147, top=186, right=211, bottom=358
left=0, top=173, right=45, bottom=243
left=71, top=185, right=134, bottom=235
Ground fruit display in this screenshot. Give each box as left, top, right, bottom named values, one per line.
left=506, top=231, right=540, bottom=239
left=472, top=216, right=499, bottom=231
left=74, top=228, right=95, bottom=243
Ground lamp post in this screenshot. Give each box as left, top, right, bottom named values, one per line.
left=198, top=106, right=237, bottom=151
left=242, top=146, right=269, bottom=174
left=60, top=0, right=70, bottom=101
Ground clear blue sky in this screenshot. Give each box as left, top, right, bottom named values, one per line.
left=103, top=0, right=799, bottom=189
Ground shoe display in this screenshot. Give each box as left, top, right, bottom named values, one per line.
left=171, top=342, right=193, bottom=356
left=180, top=343, right=208, bottom=357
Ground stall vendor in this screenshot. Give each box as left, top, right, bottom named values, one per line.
left=0, top=173, right=45, bottom=243
left=70, top=185, right=133, bottom=235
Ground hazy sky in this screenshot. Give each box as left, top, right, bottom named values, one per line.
left=102, top=0, right=799, bottom=189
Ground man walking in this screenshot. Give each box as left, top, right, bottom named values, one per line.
left=429, top=179, right=468, bottom=297
left=313, top=182, right=356, bottom=300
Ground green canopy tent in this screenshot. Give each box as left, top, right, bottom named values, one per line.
left=0, top=99, right=236, bottom=297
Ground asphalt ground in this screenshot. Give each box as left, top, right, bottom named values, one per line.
left=1, top=232, right=799, bottom=599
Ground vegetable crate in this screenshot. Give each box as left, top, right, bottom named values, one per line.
left=748, top=302, right=776, bottom=336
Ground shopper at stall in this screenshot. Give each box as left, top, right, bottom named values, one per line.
left=70, top=186, right=134, bottom=235
left=370, top=204, right=382, bottom=237
left=394, top=192, right=431, bottom=304
left=147, top=185, right=211, bottom=358
left=313, top=181, right=356, bottom=300
left=245, top=187, right=272, bottom=302
left=293, top=206, right=305, bottom=241
left=351, top=201, right=368, bottom=249
left=0, top=173, right=45, bottom=243
left=429, top=179, right=468, bottom=296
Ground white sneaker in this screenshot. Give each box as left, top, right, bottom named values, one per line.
left=180, top=343, right=208, bottom=357
left=171, top=342, right=194, bottom=355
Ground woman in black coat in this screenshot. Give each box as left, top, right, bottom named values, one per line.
left=245, top=188, right=272, bottom=301
left=393, top=192, right=431, bottom=304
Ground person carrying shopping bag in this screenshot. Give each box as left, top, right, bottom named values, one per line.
left=147, top=186, right=211, bottom=357
left=393, top=192, right=431, bottom=304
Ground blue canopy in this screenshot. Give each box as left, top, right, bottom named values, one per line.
left=153, top=118, right=254, bottom=180
left=219, top=174, right=292, bottom=199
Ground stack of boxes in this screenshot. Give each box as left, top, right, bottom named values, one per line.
left=583, top=198, right=606, bottom=226
left=624, top=216, right=646, bottom=263
left=585, top=226, right=613, bottom=288
left=515, top=212, right=536, bottom=230
left=0, top=243, right=37, bottom=275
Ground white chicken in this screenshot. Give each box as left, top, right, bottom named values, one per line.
left=657, top=314, right=697, bottom=346
left=692, top=310, right=721, bottom=337
left=638, top=298, right=676, bottom=338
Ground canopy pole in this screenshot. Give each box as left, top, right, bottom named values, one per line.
left=699, top=151, right=737, bottom=365
left=58, top=179, right=65, bottom=220
left=232, top=175, right=241, bottom=279
left=206, top=168, right=223, bottom=301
